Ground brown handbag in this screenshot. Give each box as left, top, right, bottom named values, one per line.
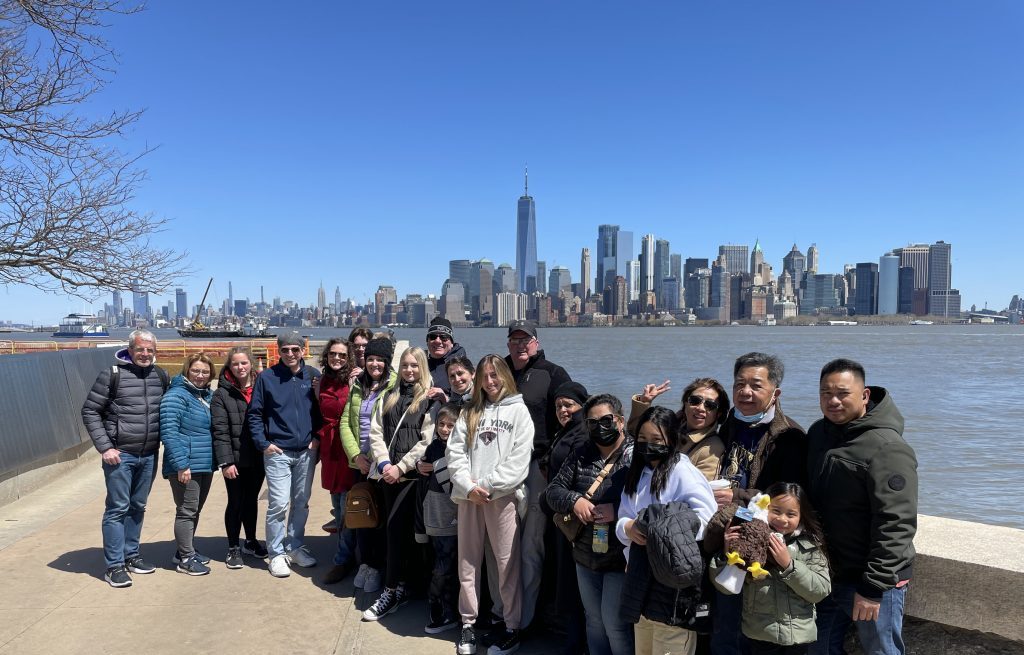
left=552, top=450, right=620, bottom=542
left=344, top=481, right=380, bottom=529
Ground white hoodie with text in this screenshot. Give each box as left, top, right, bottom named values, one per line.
left=446, top=394, right=534, bottom=502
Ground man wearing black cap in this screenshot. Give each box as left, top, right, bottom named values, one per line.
left=248, top=332, right=322, bottom=578
left=425, top=317, right=469, bottom=403
left=503, top=319, right=572, bottom=631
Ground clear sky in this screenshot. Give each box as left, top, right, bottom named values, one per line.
left=3, top=1, right=1022, bottom=323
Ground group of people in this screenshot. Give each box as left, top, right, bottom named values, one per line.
left=81, top=321, right=918, bottom=655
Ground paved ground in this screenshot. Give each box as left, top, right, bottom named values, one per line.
left=0, top=456, right=554, bottom=654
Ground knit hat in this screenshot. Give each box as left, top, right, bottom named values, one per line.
left=507, top=319, right=538, bottom=338
left=426, top=316, right=454, bottom=340
left=554, top=381, right=589, bottom=406
left=364, top=337, right=394, bottom=362
left=277, top=331, right=304, bottom=349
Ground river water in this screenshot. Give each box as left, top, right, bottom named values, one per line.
left=14, top=324, right=1024, bottom=529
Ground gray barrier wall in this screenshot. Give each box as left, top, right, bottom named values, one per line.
left=0, top=348, right=116, bottom=483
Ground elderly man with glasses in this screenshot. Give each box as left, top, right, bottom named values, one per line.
left=424, top=317, right=469, bottom=403
left=247, top=331, right=323, bottom=578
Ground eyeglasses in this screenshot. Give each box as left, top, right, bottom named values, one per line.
left=584, top=414, right=619, bottom=430
left=686, top=396, right=720, bottom=411
left=508, top=337, right=535, bottom=347
left=427, top=334, right=451, bottom=342
left=353, top=344, right=367, bottom=350
left=188, top=369, right=211, bottom=376
left=328, top=351, right=348, bottom=359
left=280, top=346, right=302, bottom=354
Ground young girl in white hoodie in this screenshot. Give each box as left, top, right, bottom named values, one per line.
left=446, top=354, right=534, bottom=655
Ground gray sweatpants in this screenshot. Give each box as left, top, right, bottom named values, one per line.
left=168, top=473, right=213, bottom=557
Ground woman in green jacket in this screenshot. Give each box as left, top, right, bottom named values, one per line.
left=339, top=337, right=397, bottom=594
left=710, top=482, right=831, bottom=654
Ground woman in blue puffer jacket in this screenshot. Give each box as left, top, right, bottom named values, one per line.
left=161, top=353, right=216, bottom=576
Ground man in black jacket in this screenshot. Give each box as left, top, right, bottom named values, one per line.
left=425, top=316, right=468, bottom=402
left=808, top=359, right=917, bottom=655
left=502, top=320, right=572, bottom=635
left=81, top=330, right=166, bottom=588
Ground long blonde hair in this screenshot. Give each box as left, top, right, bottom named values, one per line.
left=463, top=354, right=518, bottom=449
left=382, top=346, right=432, bottom=415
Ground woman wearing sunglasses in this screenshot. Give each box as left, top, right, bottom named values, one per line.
left=627, top=378, right=729, bottom=481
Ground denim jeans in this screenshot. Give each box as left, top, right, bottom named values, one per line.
left=575, top=564, right=634, bottom=655
left=711, top=587, right=751, bottom=655
left=810, top=583, right=906, bottom=655
left=101, top=451, right=157, bottom=569
left=263, top=448, right=316, bottom=558
left=329, top=491, right=356, bottom=566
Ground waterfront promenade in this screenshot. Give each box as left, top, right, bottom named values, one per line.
left=0, top=456, right=551, bottom=655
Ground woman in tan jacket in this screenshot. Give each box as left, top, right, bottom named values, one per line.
left=626, top=377, right=729, bottom=481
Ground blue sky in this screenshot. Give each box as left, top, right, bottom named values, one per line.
left=3, top=1, right=1022, bottom=323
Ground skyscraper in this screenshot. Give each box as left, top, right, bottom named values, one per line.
left=639, top=234, right=655, bottom=296
left=131, top=279, right=150, bottom=322
left=927, top=241, right=961, bottom=317
left=548, top=266, right=571, bottom=298
left=783, top=245, right=807, bottom=284
left=854, top=263, right=879, bottom=315
left=536, top=261, right=547, bottom=295
left=317, top=281, right=326, bottom=315
left=806, top=244, right=820, bottom=274
left=616, top=231, right=634, bottom=295
left=894, top=244, right=930, bottom=315
left=175, top=288, right=187, bottom=319
left=670, top=254, right=682, bottom=283
left=750, top=239, right=765, bottom=284
left=718, top=244, right=748, bottom=275
left=334, top=286, right=342, bottom=315
left=515, top=168, right=538, bottom=294
left=580, top=248, right=591, bottom=298
left=596, top=224, right=619, bottom=292
left=654, top=239, right=670, bottom=305
left=449, top=259, right=473, bottom=309
left=878, top=253, right=899, bottom=315
left=495, top=263, right=517, bottom=293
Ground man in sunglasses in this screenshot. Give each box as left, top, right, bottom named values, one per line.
left=425, top=316, right=468, bottom=402
left=807, top=359, right=916, bottom=655
left=502, top=319, right=572, bottom=633
left=248, top=331, right=323, bottom=578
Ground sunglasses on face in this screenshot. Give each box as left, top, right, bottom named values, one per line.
left=427, top=334, right=451, bottom=342
left=584, top=414, right=619, bottom=430
left=328, top=351, right=347, bottom=358
left=686, top=396, right=720, bottom=411
left=280, top=347, right=302, bottom=354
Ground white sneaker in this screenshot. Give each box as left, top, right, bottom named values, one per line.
left=353, top=563, right=370, bottom=589
left=268, top=554, right=291, bottom=578
left=286, top=546, right=317, bottom=568
left=362, top=566, right=382, bottom=594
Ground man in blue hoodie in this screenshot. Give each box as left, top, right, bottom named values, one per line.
left=248, top=331, right=322, bottom=578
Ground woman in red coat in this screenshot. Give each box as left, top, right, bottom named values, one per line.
left=319, top=337, right=357, bottom=584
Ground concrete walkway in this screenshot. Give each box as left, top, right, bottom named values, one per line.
left=0, top=456, right=552, bottom=655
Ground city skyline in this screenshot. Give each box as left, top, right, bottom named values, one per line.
left=1, top=2, right=1021, bottom=322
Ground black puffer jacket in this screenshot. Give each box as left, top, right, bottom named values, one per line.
left=504, top=350, right=572, bottom=462
left=428, top=342, right=468, bottom=395
left=211, top=369, right=261, bottom=468
left=643, top=501, right=704, bottom=590
left=378, top=381, right=436, bottom=475
left=620, top=502, right=705, bottom=628
left=546, top=439, right=632, bottom=571
left=81, top=348, right=167, bottom=456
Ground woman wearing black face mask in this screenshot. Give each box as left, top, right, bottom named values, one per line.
left=617, top=406, right=717, bottom=655
left=546, top=393, right=634, bottom=655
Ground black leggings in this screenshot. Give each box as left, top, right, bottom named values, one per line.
left=223, top=464, right=265, bottom=547
left=382, top=479, right=417, bottom=589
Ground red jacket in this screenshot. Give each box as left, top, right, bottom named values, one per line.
left=318, top=375, right=355, bottom=493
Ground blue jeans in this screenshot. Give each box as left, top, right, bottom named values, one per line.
left=264, top=448, right=316, bottom=558
left=711, top=587, right=750, bottom=655
left=330, top=491, right=356, bottom=566
left=101, top=451, right=157, bottom=569
left=810, top=583, right=906, bottom=655
left=576, top=564, right=634, bottom=655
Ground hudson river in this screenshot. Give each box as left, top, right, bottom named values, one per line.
left=20, top=324, right=1024, bottom=529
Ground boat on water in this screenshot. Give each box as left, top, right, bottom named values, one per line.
left=53, top=314, right=110, bottom=338
left=177, top=277, right=276, bottom=339
left=910, top=319, right=934, bottom=325
left=825, top=320, right=859, bottom=326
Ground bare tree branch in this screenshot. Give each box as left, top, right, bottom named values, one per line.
left=0, top=0, right=189, bottom=297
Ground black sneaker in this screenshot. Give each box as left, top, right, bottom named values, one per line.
left=487, top=629, right=520, bottom=655
left=176, top=555, right=211, bottom=576
left=225, top=546, right=243, bottom=570
left=480, top=620, right=506, bottom=647
left=241, top=539, right=268, bottom=559
left=361, top=585, right=409, bottom=621
left=424, top=613, right=459, bottom=634
left=457, top=624, right=477, bottom=654
left=104, top=565, right=132, bottom=588
left=125, top=556, right=156, bottom=574
left=173, top=551, right=211, bottom=565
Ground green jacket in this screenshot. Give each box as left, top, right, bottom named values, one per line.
left=339, top=371, right=397, bottom=465
left=807, top=386, right=917, bottom=599
left=710, top=534, right=830, bottom=646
